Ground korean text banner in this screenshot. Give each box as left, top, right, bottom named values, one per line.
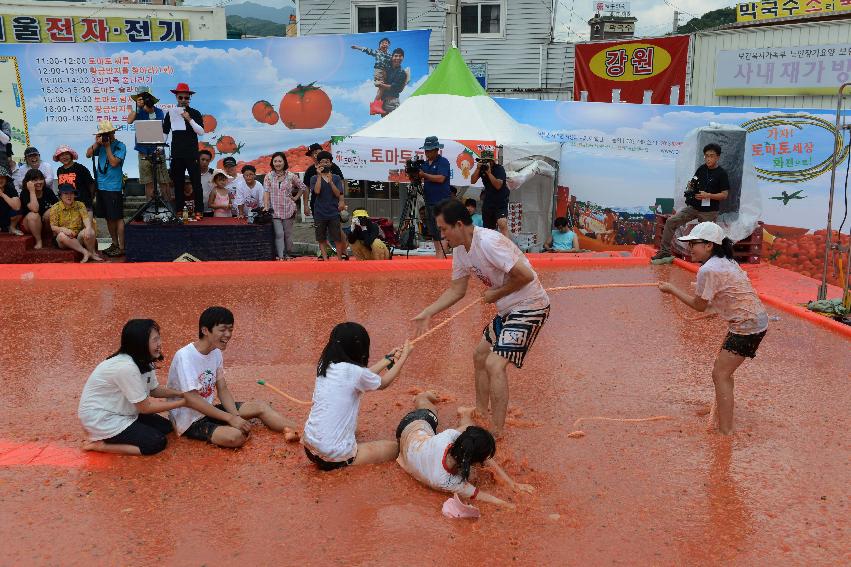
left=715, top=44, right=851, bottom=96
left=496, top=97, right=847, bottom=235
left=736, top=0, right=851, bottom=23
left=0, top=30, right=431, bottom=176
left=0, top=15, right=188, bottom=43
left=573, top=35, right=689, bottom=105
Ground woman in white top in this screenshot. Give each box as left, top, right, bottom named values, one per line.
left=79, top=319, right=187, bottom=455
left=659, top=222, right=769, bottom=435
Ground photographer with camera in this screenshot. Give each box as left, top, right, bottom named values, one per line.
left=470, top=149, right=509, bottom=237
left=127, top=87, right=172, bottom=202
left=415, top=136, right=452, bottom=258
left=86, top=120, right=126, bottom=257
left=163, top=82, right=205, bottom=219
left=309, top=151, right=348, bottom=261
left=652, top=143, right=729, bottom=262
left=347, top=209, right=390, bottom=261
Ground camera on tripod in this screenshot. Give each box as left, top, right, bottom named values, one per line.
left=405, top=156, right=424, bottom=181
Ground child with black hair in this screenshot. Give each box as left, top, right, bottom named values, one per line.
left=465, top=198, right=483, bottom=227
left=544, top=216, right=578, bottom=252
left=351, top=37, right=392, bottom=113
left=302, top=322, right=413, bottom=470
left=167, top=306, right=299, bottom=448
left=79, top=319, right=186, bottom=456
left=396, top=392, right=533, bottom=508
left=658, top=222, right=768, bottom=435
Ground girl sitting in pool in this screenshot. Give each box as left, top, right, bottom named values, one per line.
left=302, top=322, right=413, bottom=471
left=658, top=222, right=768, bottom=435
left=396, top=391, right=534, bottom=509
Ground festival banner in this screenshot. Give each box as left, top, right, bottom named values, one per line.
left=0, top=15, right=189, bottom=43
left=715, top=44, right=851, bottom=96
left=573, top=35, right=689, bottom=105
left=0, top=30, right=431, bottom=176
left=736, top=0, right=851, bottom=23
left=332, top=137, right=496, bottom=186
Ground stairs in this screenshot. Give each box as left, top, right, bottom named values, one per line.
left=0, top=232, right=79, bottom=264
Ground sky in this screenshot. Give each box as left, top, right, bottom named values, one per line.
left=181, top=0, right=736, bottom=42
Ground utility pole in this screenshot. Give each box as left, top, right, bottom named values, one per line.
left=672, top=10, right=679, bottom=33
left=445, top=0, right=460, bottom=54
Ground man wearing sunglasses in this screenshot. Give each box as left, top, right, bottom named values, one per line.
left=163, top=82, right=205, bottom=217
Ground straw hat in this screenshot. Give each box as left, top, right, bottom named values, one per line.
left=95, top=120, right=117, bottom=135
left=130, top=87, right=159, bottom=105
left=53, top=145, right=78, bottom=162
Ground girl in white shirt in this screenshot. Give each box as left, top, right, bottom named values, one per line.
left=302, top=322, right=412, bottom=470
left=659, top=222, right=768, bottom=435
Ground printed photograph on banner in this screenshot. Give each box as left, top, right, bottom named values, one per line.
left=0, top=30, right=430, bottom=176
left=0, top=57, right=27, bottom=151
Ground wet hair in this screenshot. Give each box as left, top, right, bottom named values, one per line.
left=554, top=216, right=568, bottom=228
left=710, top=237, right=735, bottom=260
left=316, top=150, right=333, bottom=163
left=392, top=47, right=405, bottom=56
left=269, top=151, right=289, bottom=171
left=199, top=149, right=212, bottom=159
left=703, top=143, right=722, bottom=156
left=241, top=164, right=256, bottom=174
left=317, top=322, right=370, bottom=377
left=198, top=306, right=234, bottom=339
left=464, top=198, right=477, bottom=208
left=110, top=319, right=162, bottom=374
left=449, top=426, right=496, bottom=481
left=22, top=168, right=46, bottom=186
left=434, top=198, right=472, bottom=226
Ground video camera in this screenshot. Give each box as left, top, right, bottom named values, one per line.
left=405, top=156, right=425, bottom=181
left=684, top=176, right=701, bottom=200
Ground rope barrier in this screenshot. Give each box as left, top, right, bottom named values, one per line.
left=567, top=415, right=673, bottom=438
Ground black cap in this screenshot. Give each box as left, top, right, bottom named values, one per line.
left=58, top=183, right=77, bottom=194
left=306, top=143, right=323, bottom=155
left=222, top=156, right=237, bottom=167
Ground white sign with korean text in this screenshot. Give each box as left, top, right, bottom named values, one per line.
left=593, top=2, right=631, bottom=15
left=715, top=44, right=851, bottom=96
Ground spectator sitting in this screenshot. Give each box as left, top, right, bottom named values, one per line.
left=181, top=176, right=194, bottom=203
left=50, top=184, right=103, bottom=263
left=54, top=145, right=95, bottom=215
left=14, top=146, right=55, bottom=194
left=208, top=169, right=234, bottom=218
left=199, top=149, right=214, bottom=216
left=544, top=217, right=579, bottom=253
left=19, top=168, right=57, bottom=249
left=309, top=151, right=347, bottom=261
left=263, top=151, right=308, bottom=260
left=347, top=210, right=390, bottom=260
left=221, top=157, right=241, bottom=217
left=0, top=165, right=21, bottom=233
left=465, top=198, right=483, bottom=227
left=234, top=165, right=265, bottom=219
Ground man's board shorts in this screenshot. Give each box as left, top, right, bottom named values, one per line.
left=483, top=305, right=550, bottom=368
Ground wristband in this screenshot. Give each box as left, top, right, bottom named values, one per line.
left=384, top=354, right=395, bottom=370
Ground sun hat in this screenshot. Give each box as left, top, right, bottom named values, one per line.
left=95, top=120, right=117, bottom=135
left=420, top=136, right=444, bottom=151
left=677, top=222, right=726, bottom=245
left=130, top=87, right=159, bottom=105
left=170, top=82, right=196, bottom=95
left=53, top=145, right=78, bottom=162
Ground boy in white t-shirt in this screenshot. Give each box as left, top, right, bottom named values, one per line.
left=412, top=199, right=550, bottom=436
left=167, top=306, right=299, bottom=447
left=396, top=391, right=533, bottom=508
left=234, top=164, right=265, bottom=218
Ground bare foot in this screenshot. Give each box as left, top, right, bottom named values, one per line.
left=82, top=440, right=102, bottom=452
left=80, top=252, right=90, bottom=263
left=706, top=404, right=720, bottom=432
left=457, top=406, right=477, bottom=420
left=33, top=242, right=43, bottom=249
left=91, top=253, right=104, bottom=262
left=414, top=390, right=440, bottom=405
left=283, top=428, right=300, bottom=443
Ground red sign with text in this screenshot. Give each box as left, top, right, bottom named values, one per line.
left=573, top=35, right=690, bottom=104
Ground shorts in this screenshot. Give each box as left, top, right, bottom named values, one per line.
left=396, top=408, right=439, bottom=440
left=482, top=206, right=508, bottom=230
left=97, top=190, right=124, bottom=221
left=304, top=446, right=355, bottom=471
left=182, top=402, right=243, bottom=442
left=722, top=329, right=766, bottom=358
left=423, top=204, right=440, bottom=241
left=374, top=67, right=387, bottom=83
left=104, top=414, right=172, bottom=455
left=483, top=305, right=550, bottom=369
left=314, top=216, right=342, bottom=242
left=138, top=154, right=171, bottom=186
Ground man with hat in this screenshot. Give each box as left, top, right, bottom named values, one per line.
left=303, top=142, right=343, bottom=217
left=50, top=183, right=102, bottom=263
left=416, top=136, right=452, bottom=258
left=127, top=87, right=172, bottom=202
left=86, top=120, right=127, bottom=257
left=163, top=82, right=205, bottom=217
left=0, top=164, right=21, bottom=233
left=471, top=149, right=509, bottom=237
left=13, top=146, right=55, bottom=194
left=54, top=145, right=95, bottom=213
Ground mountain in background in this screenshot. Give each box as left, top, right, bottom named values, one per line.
left=225, top=1, right=295, bottom=25
left=226, top=15, right=288, bottom=37
left=677, top=7, right=737, bottom=33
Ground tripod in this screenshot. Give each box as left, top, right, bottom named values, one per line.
left=129, top=144, right=178, bottom=224
left=394, top=180, right=445, bottom=258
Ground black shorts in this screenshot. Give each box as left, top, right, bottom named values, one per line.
left=183, top=402, right=243, bottom=442
left=482, top=206, right=508, bottom=230
left=314, top=217, right=341, bottom=243
left=423, top=204, right=440, bottom=241
left=104, top=413, right=172, bottom=455
left=304, top=446, right=355, bottom=471
left=396, top=408, right=439, bottom=440
left=722, top=329, right=766, bottom=358
left=97, top=190, right=124, bottom=221
left=483, top=305, right=550, bottom=369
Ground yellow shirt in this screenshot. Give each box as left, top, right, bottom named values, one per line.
left=49, top=200, right=87, bottom=233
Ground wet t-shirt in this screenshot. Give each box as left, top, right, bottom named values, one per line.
left=397, top=425, right=478, bottom=499
left=166, top=343, right=223, bottom=436
left=696, top=256, right=768, bottom=335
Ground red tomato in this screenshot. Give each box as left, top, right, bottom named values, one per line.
left=279, top=83, right=332, bottom=130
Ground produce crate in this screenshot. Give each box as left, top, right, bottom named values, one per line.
left=653, top=215, right=763, bottom=264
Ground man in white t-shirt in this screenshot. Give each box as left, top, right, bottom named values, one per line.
left=234, top=164, right=265, bottom=218
left=412, top=199, right=550, bottom=436
left=166, top=306, right=299, bottom=447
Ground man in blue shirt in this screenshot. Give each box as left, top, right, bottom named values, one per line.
left=416, top=136, right=451, bottom=258
left=127, top=88, right=172, bottom=202
left=86, top=120, right=127, bottom=257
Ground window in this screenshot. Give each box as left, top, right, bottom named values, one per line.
left=461, top=2, right=502, bottom=36
left=354, top=3, right=398, bottom=33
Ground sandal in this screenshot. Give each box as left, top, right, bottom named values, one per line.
left=340, top=254, right=349, bottom=261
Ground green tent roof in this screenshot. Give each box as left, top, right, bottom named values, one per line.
left=411, top=47, right=487, bottom=98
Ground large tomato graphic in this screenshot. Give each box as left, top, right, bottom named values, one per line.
left=198, top=141, right=215, bottom=160
left=202, top=115, right=217, bottom=133
left=216, top=135, right=243, bottom=154
left=252, top=100, right=275, bottom=123
left=279, top=83, right=332, bottom=130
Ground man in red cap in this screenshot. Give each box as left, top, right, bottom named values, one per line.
left=163, top=83, right=205, bottom=217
